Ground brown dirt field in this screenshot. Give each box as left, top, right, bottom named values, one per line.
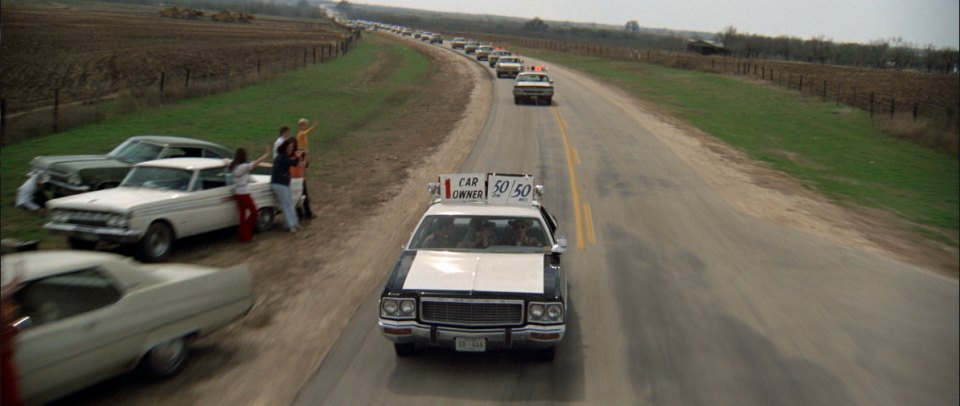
left=0, top=5, right=349, bottom=114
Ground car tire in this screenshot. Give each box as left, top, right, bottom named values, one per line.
left=394, top=343, right=416, bottom=357
left=256, top=207, right=276, bottom=232
left=514, top=97, right=521, bottom=105
left=142, top=336, right=188, bottom=379
left=496, top=72, right=502, bottom=78
left=139, top=222, right=174, bottom=262
left=68, top=237, right=97, bottom=250
left=544, top=97, right=553, bottom=106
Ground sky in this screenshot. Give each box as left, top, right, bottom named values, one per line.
left=353, top=0, right=960, bottom=48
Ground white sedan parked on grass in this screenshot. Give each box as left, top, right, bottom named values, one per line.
left=44, top=158, right=302, bottom=262
left=3, top=250, right=255, bottom=405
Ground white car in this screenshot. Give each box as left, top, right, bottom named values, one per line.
left=3, top=250, right=254, bottom=405
left=378, top=173, right=568, bottom=360
left=513, top=71, right=555, bottom=105
left=495, top=56, right=524, bottom=78
left=44, top=158, right=302, bottom=262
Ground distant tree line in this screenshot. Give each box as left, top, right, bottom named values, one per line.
left=715, top=27, right=959, bottom=74
left=345, top=5, right=958, bottom=75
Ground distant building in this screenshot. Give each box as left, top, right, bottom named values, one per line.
left=686, top=39, right=728, bottom=56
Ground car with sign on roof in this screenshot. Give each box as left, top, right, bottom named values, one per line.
left=513, top=70, right=555, bottom=105
left=28, top=135, right=232, bottom=197
left=451, top=37, right=467, bottom=49
left=475, top=45, right=494, bottom=61
left=44, top=158, right=303, bottom=262
left=3, top=250, right=254, bottom=405
left=488, top=49, right=513, bottom=67
left=378, top=173, right=568, bottom=360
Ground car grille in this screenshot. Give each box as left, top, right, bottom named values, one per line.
left=61, top=210, right=113, bottom=227
left=420, top=298, right=524, bottom=327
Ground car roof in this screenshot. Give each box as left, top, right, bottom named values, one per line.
left=423, top=202, right=542, bottom=218
left=128, top=135, right=226, bottom=149
left=1, top=250, right=128, bottom=283
left=135, top=157, right=227, bottom=170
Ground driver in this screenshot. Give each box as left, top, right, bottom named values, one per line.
left=421, top=217, right=458, bottom=249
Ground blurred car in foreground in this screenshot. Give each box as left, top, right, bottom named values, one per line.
left=3, top=250, right=254, bottom=405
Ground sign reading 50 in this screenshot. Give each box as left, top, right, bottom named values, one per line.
left=488, top=174, right=534, bottom=204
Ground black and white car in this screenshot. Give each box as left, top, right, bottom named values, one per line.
left=378, top=173, right=568, bottom=360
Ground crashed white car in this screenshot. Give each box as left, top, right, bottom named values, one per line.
left=378, top=173, right=568, bottom=360
left=3, top=250, right=254, bottom=405
left=44, top=158, right=302, bottom=262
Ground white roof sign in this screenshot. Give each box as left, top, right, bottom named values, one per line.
left=438, top=173, right=537, bottom=205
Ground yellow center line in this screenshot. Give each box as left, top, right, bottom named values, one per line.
left=552, top=106, right=585, bottom=251
left=573, top=148, right=581, bottom=166
left=584, top=203, right=596, bottom=245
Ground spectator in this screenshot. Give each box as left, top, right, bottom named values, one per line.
left=273, top=126, right=291, bottom=159
left=229, top=147, right=270, bottom=242
left=15, top=174, right=47, bottom=214
left=287, top=140, right=313, bottom=220
left=271, top=139, right=300, bottom=233
left=295, top=118, right=319, bottom=220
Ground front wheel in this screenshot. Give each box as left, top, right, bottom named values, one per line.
left=514, top=96, right=521, bottom=105
left=139, top=222, right=174, bottom=262
left=544, top=97, right=553, bottom=105
left=256, top=207, right=275, bottom=232
left=141, top=336, right=188, bottom=379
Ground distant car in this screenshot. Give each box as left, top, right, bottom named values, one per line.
left=488, top=50, right=513, bottom=67
left=28, top=135, right=232, bottom=197
left=421, top=33, right=432, bottom=42
left=451, top=37, right=466, bottom=49
left=464, top=42, right=480, bottom=54
left=513, top=71, right=555, bottom=105
left=414, top=31, right=422, bottom=39
left=44, top=158, right=303, bottom=262
left=4, top=250, right=254, bottom=405
left=401, top=29, right=412, bottom=36
left=495, top=56, right=524, bottom=78
left=475, top=46, right=494, bottom=61
left=430, top=34, right=443, bottom=44
left=378, top=173, right=568, bottom=360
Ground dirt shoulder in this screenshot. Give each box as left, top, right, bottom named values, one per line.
left=67, top=35, right=492, bottom=405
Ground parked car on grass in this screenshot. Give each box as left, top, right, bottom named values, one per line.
left=28, top=135, right=232, bottom=197
left=44, top=158, right=302, bottom=262
left=3, top=250, right=254, bottom=405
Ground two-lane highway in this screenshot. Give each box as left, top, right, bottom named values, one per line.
left=293, top=35, right=958, bottom=405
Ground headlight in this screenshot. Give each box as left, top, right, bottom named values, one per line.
left=528, top=302, right=563, bottom=323
left=68, top=174, right=82, bottom=185
left=528, top=304, right=545, bottom=319
left=380, top=298, right=416, bottom=319
left=106, top=214, right=129, bottom=228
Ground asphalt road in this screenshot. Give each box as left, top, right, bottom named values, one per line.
left=293, top=36, right=959, bottom=405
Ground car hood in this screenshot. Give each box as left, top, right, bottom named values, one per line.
left=47, top=187, right=185, bottom=212
left=401, top=251, right=544, bottom=294
left=32, top=155, right=130, bottom=173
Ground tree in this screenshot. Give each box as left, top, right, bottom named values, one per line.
left=625, top=20, right=640, bottom=32
left=335, top=0, right=352, bottom=13
left=523, top=17, right=549, bottom=32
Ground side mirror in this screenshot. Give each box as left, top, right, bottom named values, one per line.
left=552, top=237, right=568, bottom=254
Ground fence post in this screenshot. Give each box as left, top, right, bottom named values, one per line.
left=304, top=48, right=307, bottom=66
left=798, top=74, right=803, bottom=92
left=258, top=59, right=261, bottom=75
left=822, top=80, right=827, bottom=101
left=160, top=71, right=165, bottom=94
left=185, top=69, right=191, bottom=88
left=836, top=82, right=842, bottom=106
left=890, top=98, right=895, bottom=119
left=313, top=46, right=317, bottom=64
left=870, top=93, right=875, bottom=117
left=913, top=104, right=918, bottom=121
left=53, top=89, right=60, bottom=133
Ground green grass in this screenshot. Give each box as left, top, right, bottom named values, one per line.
left=1, top=35, right=429, bottom=243
left=521, top=48, right=959, bottom=245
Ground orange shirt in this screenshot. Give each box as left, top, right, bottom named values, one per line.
left=296, top=126, right=315, bottom=152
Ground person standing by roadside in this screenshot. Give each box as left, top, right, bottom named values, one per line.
left=295, top=118, right=319, bottom=219
left=230, top=146, right=270, bottom=242
left=273, top=126, right=291, bottom=159
left=271, top=139, right=301, bottom=233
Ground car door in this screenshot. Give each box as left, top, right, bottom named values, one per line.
left=15, top=268, right=140, bottom=404
left=178, top=166, right=237, bottom=237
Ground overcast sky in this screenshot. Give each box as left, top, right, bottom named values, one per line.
left=354, top=0, right=960, bottom=48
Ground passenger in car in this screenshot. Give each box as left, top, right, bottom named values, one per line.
left=501, top=218, right=543, bottom=247
left=460, top=219, right=497, bottom=249
left=422, top=217, right=458, bottom=248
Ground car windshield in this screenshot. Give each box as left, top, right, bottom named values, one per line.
left=121, top=166, right=193, bottom=191
left=409, top=215, right=551, bottom=253
left=107, top=139, right=163, bottom=164
left=499, top=58, right=519, bottom=64
left=518, top=74, right=550, bottom=82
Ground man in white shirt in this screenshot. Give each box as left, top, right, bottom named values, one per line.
left=273, top=126, right=291, bottom=159
left=16, top=174, right=48, bottom=214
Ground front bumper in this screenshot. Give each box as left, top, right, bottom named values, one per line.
left=379, top=319, right=564, bottom=350
left=44, top=222, right=141, bottom=243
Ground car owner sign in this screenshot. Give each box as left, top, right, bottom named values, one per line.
left=439, top=173, right=535, bottom=205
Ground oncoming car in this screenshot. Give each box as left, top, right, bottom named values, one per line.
left=378, top=173, right=568, bottom=360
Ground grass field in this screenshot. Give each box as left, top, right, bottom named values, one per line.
left=0, top=35, right=429, bottom=243
left=519, top=48, right=959, bottom=246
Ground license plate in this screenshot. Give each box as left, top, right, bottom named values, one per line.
left=454, top=337, right=486, bottom=352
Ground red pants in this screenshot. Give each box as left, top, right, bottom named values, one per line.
left=235, top=193, right=258, bottom=242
